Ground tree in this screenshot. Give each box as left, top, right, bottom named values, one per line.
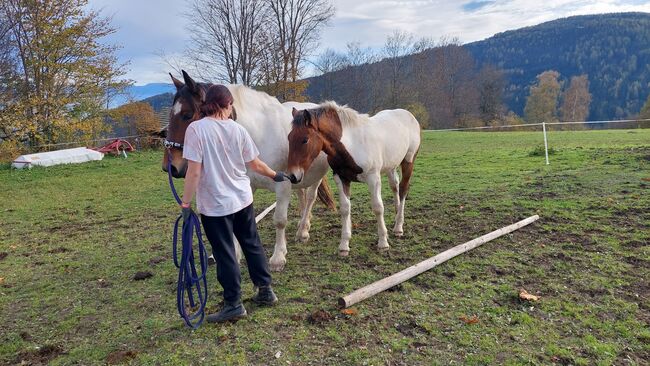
left=423, top=42, right=480, bottom=128
left=478, top=65, right=506, bottom=125
left=640, top=93, right=650, bottom=119
left=382, top=30, right=425, bottom=108
left=186, top=0, right=267, bottom=85
left=0, top=0, right=129, bottom=147
left=110, top=102, right=160, bottom=137
left=263, top=0, right=334, bottom=101
left=524, top=70, right=561, bottom=124
left=312, top=48, right=348, bottom=100
left=559, top=74, right=591, bottom=124
left=342, top=41, right=378, bottom=110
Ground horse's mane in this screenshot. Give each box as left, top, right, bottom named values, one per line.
left=320, top=101, right=369, bottom=128
left=228, top=84, right=282, bottom=107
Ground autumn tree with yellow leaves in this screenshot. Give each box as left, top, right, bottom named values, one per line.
left=0, top=0, right=129, bottom=149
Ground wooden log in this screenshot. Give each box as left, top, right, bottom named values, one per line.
left=255, top=202, right=277, bottom=223
left=338, top=215, right=540, bottom=308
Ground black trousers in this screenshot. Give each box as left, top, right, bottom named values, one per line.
left=201, top=204, right=272, bottom=303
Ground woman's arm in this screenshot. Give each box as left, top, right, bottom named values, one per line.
left=181, top=160, right=202, bottom=207
left=246, top=157, right=276, bottom=179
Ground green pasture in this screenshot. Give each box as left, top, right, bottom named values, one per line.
left=1, top=129, right=648, bottom=365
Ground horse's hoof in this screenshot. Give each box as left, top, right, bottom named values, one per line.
left=208, top=255, right=216, bottom=265
left=296, top=233, right=310, bottom=243
left=393, top=231, right=404, bottom=237
left=377, top=245, right=390, bottom=252
left=339, top=250, right=349, bottom=257
left=269, top=257, right=286, bottom=272
left=270, top=262, right=285, bottom=272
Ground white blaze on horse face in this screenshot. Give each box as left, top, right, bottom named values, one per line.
left=172, top=101, right=182, bottom=116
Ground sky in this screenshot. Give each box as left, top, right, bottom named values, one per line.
left=87, top=0, right=650, bottom=85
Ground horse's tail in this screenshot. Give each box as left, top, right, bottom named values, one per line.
left=317, top=178, right=337, bottom=212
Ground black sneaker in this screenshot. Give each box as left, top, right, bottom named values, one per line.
left=206, top=301, right=247, bottom=323
left=252, top=286, right=278, bottom=305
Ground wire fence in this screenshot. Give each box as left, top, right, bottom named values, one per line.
left=7, top=118, right=650, bottom=164
left=423, top=118, right=650, bottom=165
left=17, top=134, right=165, bottom=155
left=423, top=118, right=650, bottom=132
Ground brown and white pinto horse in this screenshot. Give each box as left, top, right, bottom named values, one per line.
left=162, top=71, right=334, bottom=271
left=287, top=102, right=420, bottom=256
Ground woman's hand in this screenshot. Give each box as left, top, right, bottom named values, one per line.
left=273, top=171, right=290, bottom=182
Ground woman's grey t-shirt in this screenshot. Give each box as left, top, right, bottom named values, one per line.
left=182, top=117, right=260, bottom=216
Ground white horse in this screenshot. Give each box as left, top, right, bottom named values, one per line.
left=286, top=102, right=421, bottom=255
left=163, top=71, right=333, bottom=271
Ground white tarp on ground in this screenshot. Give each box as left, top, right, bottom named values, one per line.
left=12, top=147, right=104, bottom=169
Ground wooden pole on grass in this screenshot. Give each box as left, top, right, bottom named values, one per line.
left=338, top=215, right=540, bottom=308
left=255, top=202, right=277, bottom=223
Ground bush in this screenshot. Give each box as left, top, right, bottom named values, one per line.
left=528, top=145, right=556, bottom=157
left=0, top=140, right=24, bottom=163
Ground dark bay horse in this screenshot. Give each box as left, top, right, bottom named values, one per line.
left=163, top=71, right=334, bottom=271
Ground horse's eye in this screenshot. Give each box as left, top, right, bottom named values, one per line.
left=302, top=137, right=309, bottom=144
left=183, top=113, right=193, bottom=121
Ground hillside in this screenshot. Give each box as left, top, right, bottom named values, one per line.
left=465, top=12, right=650, bottom=120
left=305, top=12, right=650, bottom=122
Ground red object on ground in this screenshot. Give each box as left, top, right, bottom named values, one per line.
left=92, top=139, right=135, bottom=155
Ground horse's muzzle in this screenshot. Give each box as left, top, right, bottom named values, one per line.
left=287, top=173, right=301, bottom=184
left=163, top=163, right=187, bottom=178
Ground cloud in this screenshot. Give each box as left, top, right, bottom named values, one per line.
left=88, top=0, right=650, bottom=84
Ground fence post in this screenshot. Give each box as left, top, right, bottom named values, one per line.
left=542, top=121, right=549, bottom=165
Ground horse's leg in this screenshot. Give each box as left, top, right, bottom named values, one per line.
left=386, top=168, right=401, bottom=215
left=269, top=182, right=291, bottom=271
left=367, top=173, right=389, bottom=251
left=334, top=175, right=352, bottom=256
left=395, top=156, right=416, bottom=237
left=295, top=182, right=319, bottom=243
left=296, top=188, right=307, bottom=215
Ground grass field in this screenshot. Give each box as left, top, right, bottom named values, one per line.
left=1, top=129, right=648, bottom=365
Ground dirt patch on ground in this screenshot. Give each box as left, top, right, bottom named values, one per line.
left=106, top=350, right=138, bottom=365
left=0, top=252, right=7, bottom=260
left=307, top=309, right=333, bottom=324
left=48, top=247, right=70, bottom=254
left=133, top=271, right=153, bottom=281
left=148, top=256, right=166, bottom=265
left=395, top=320, right=429, bottom=336
left=14, top=345, right=65, bottom=365
left=622, top=239, right=648, bottom=249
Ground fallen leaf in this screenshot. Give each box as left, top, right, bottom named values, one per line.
left=275, top=351, right=282, bottom=359
left=459, top=315, right=479, bottom=324
left=341, top=308, right=358, bottom=316
left=519, top=289, right=540, bottom=301
left=642, top=177, right=650, bottom=182
left=0, top=278, right=4, bottom=285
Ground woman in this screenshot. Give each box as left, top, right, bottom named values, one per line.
left=180, top=84, right=289, bottom=323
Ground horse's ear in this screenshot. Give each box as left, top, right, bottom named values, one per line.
left=304, top=109, right=313, bottom=127
left=170, top=73, right=184, bottom=90
left=182, top=70, right=198, bottom=91
left=292, top=107, right=299, bottom=117
left=230, top=105, right=238, bottom=121
left=182, top=70, right=205, bottom=101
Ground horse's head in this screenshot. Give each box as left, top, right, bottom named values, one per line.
left=287, top=104, right=363, bottom=184
left=287, top=105, right=349, bottom=183
left=162, top=70, right=205, bottom=178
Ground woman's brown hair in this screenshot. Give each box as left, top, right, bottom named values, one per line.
left=200, top=85, right=234, bottom=117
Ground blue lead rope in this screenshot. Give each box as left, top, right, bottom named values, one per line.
left=168, top=158, right=209, bottom=329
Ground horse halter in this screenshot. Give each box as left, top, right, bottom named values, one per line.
left=163, top=139, right=183, bottom=149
